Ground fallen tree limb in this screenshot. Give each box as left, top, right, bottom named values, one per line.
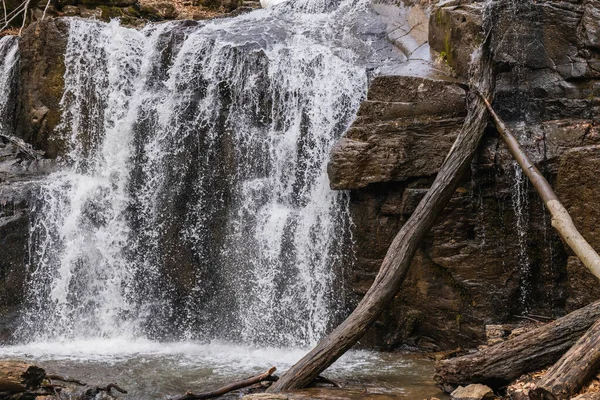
left=434, top=299, right=600, bottom=391
left=480, top=97, right=600, bottom=281
left=168, top=366, right=276, bottom=400
left=0, top=361, right=46, bottom=393
left=532, top=319, right=600, bottom=400
left=269, top=33, right=495, bottom=392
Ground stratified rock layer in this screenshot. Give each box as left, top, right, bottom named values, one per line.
left=330, top=0, right=600, bottom=350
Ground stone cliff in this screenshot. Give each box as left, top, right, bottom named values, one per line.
left=329, top=0, right=600, bottom=350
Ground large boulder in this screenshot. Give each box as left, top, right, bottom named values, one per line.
left=328, top=75, right=467, bottom=190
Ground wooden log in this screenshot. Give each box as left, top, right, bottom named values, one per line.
left=434, top=299, right=600, bottom=391
left=268, top=32, right=495, bottom=392
left=168, top=367, right=276, bottom=400
left=0, top=361, right=46, bottom=393
left=532, top=319, right=600, bottom=400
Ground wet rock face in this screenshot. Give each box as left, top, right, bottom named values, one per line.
left=0, top=136, right=56, bottom=342
left=333, top=0, right=600, bottom=350
left=17, top=19, right=69, bottom=159
left=556, top=145, right=600, bottom=311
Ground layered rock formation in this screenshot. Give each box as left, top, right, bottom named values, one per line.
left=329, top=0, right=600, bottom=350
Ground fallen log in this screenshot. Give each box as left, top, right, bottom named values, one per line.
left=532, top=319, right=600, bottom=400
left=168, top=366, right=276, bottom=400
left=0, top=361, right=46, bottom=393
left=268, top=32, right=495, bottom=392
left=435, top=299, right=600, bottom=391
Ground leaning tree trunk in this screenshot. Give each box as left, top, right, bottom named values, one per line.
left=268, top=35, right=495, bottom=392
left=435, top=299, right=600, bottom=390
left=481, top=97, right=600, bottom=280
left=532, top=319, right=600, bottom=400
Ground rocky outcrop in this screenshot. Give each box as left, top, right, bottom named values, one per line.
left=0, top=0, right=250, bottom=35
left=328, top=75, right=467, bottom=190
left=331, top=0, right=600, bottom=350
left=16, top=19, right=69, bottom=158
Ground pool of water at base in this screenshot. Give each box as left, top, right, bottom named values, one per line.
left=0, top=340, right=447, bottom=399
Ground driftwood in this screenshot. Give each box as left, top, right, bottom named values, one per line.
left=47, top=374, right=87, bottom=386
left=0, top=361, right=46, bottom=393
left=268, top=32, right=494, bottom=392
left=532, top=319, right=600, bottom=400
left=168, top=367, right=276, bottom=400
left=0, top=361, right=127, bottom=400
left=434, top=299, right=600, bottom=390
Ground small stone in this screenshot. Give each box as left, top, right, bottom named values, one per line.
left=450, top=384, right=494, bottom=400
left=241, top=394, right=288, bottom=400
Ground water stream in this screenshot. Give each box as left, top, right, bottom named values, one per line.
left=0, top=36, right=18, bottom=136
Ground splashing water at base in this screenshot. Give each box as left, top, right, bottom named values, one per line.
left=0, top=340, right=445, bottom=399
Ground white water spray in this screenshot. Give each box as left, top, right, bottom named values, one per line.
left=20, top=0, right=370, bottom=346
left=0, top=36, right=19, bottom=136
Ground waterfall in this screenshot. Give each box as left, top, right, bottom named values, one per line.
left=0, top=36, right=19, bottom=136
left=19, top=0, right=370, bottom=347
left=512, top=160, right=531, bottom=309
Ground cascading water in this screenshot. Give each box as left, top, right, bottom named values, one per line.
left=511, top=159, right=531, bottom=309
left=18, top=0, right=372, bottom=347
left=0, top=36, right=19, bottom=136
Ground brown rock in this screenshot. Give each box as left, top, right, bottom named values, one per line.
left=17, top=18, right=70, bottom=157
left=428, top=3, right=484, bottom=78
left=328, top=75, right=466, bottom=190
left=556, top=145, right=600, bottom=310
left=450, top=384, right=494, bottom=400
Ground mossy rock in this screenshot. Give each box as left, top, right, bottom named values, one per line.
left=138, top=3, right=178, bottom=20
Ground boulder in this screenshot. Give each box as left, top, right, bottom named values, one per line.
left=450, top=384, right=494, bottom=400
left=328, top=75, right=466, bottom=190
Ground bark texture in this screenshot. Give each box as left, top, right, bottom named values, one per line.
left=435, top=299, right=600, bottom=390
left=532, top=319, right=600, bottom=400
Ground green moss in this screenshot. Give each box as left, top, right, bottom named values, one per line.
left=138, top=5, right=166, bottom=21
left=443, top=32, right=453, bottom=66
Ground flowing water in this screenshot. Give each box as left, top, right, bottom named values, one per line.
left=0, top=1, right=448, bottom=398
left=0, top=36, right=18, bottom=136
left=18, top=0, right=373, bottom=345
